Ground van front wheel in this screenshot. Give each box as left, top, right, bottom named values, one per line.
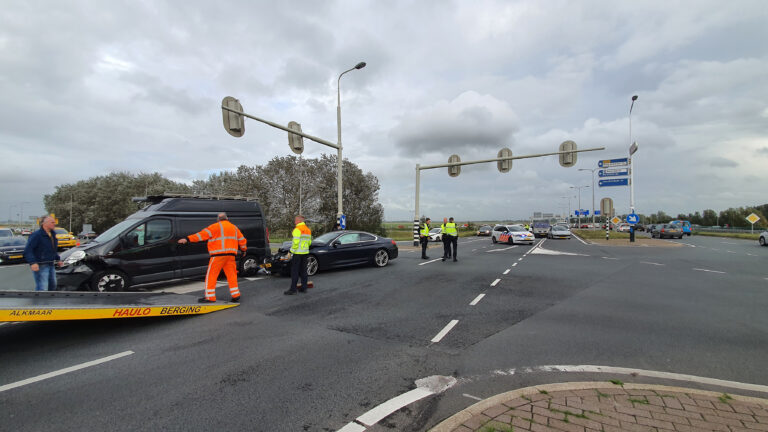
left=91, top=270, right=128, bottom=292
left=239, top=255, right=261, bottom=276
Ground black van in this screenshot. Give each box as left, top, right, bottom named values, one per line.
left=57, top=196, right=270, bottom=291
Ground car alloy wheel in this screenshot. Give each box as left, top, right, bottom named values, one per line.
left=306, top=255, right=319, bottom=276
left=240, top=255, right=259, bottom=276
left=91, top=270, right=127, bottom=292
left=374, top=249, right=389, bottom=267
left=760, top=237, right=766, bottom=246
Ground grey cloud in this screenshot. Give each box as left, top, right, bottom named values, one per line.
left=709, top=157, right=738, bottom=167
left=390, top=91, right=519, bottom=156
left=757, top=147, right=768, bottom=156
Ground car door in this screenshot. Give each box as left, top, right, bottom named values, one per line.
left=328, top=233, right=365, bottom=266
left=114, top=218, right=175, bottom=284
left=176, top=218, right=214, bottom=277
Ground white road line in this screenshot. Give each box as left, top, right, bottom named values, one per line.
left=431, top=320, right=459, bottom=343
left=503, top=269, right=510, bottom=275
left=572, top=233, right=589, bottom=245
left=486, top=246, right=518, bottom=253
left=524, top=238, right=546, bottom=256
left=601, top=257, right=618, bottom=260
left=748, top=253, right=756, bottom=257
left=0, top=351, right=134, bottom=393
left=356, top=388, right=434, bottom=426
left=693, top=268, right=726, bottom=274
left=471, top=249, right=477, bottom=252
left=245, top=277, right=265, bottom=281
left=727, top=251, right=736, bottom=254
left=418, top=258, right=442, bottom=266
left=490, top=279, right=501, bottom=287
left=337, top=422, right=366, bottom=432
left=463, top=393, right=483, bottom=401
left=469, top=294, right=485, bottom=306
left=498, top=365, right=768, bottom=394
left=517, top=258, right=523, bottom=261
left=512, top=263, right=518, bottom=267
left=640, top=261, right=665, bottom=266
left=711, top=248, right=720, bottom=251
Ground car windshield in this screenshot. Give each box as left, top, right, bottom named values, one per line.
left=92, top=219, right=141, bottom=243
left=0, top=229, right=14, bottom=238
left=508, top=225, right=527, bottom=232
left=0, top=237, right=26, bottom=246
left=553, top=226, right=568, bottom=230
left=479, top=226, right=491, bottom=230
left=54, top=228, right=68, bottom=235
left=311, top=231, right=341, bottom=246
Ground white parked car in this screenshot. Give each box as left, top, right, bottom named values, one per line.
left=760, top=231, right=767, bottom=247
left=492, top=224, right=535, bottom=245
left=428, top=227, right=442, bottom=242
left=617, top=223, right=631, bottom=232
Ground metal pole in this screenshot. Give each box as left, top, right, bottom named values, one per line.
left=591, top=172, right=595, bottom=227
left=414, top=164, right=421, bottom=246
left=69, top=195, right=73, bottom=233
left=335, top=62, right=366, bottom=227
left=629, top=95, right=637, bottom=214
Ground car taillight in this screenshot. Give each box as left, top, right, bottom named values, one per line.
left=661, top=229, right=665, bottom=232
left=391, top=240, right=397, bottom=245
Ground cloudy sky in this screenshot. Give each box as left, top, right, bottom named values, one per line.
left=2, top=0, right=767, bottom=225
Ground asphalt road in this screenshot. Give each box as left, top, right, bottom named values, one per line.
left=1, top=234, right=767, bottom=431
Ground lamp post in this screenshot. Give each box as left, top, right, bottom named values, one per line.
left=629, top=95, right=638, bottom=214
left=578, top=168, right=597, bottom=228
left=19, top=202, right=30, bottom=228
left=561, top=196, right=572, bottom=225
left=336, top=61, right=366, bottom=226
left=570, top=186, right=589, bottom=228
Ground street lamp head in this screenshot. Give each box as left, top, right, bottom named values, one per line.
left=355, top=62, right=366, bottom=70
left=631, top=95, right=638, bottom=101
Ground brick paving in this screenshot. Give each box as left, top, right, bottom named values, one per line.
left=430, top=383, right=768, bottom=432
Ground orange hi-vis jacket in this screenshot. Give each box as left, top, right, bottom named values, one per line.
left=187, top=220, right=247, bottom=256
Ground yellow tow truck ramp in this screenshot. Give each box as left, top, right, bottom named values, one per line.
left=0, top=291, right=238, bottom=322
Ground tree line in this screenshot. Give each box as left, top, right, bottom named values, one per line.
left=43, top=155, right=384, bottom=235
left=640, top=205, right=767, bottom=228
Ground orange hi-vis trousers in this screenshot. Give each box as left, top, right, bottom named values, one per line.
left=204, top=255, right=240, bottom=301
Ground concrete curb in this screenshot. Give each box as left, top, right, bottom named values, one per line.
left=428, top=381, right=768, bottom=432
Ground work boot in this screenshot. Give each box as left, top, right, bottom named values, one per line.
left=298, top=288, right=307, bottom=293
left=422, top=255, right=429, bottom=259
left=453, top=257, right=457, bottom=262
left=231, top=296, right=240, bottom=303
left=441, top=257, right=445, bottom=261
left=198, top=297, right=215, bottom=303
left=283, top=289, right=297, bottom=295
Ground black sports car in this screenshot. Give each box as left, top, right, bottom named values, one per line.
left=0, top=236, right=27, bottom=264
left=272, top=230, right=398, bottom=276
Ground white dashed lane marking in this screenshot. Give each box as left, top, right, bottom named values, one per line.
left=418, top=258, right=442, bottom=266
left=693, top=268, right=726, bottom=274
left=431, top=320, right=459, bottom=343
left=469, top=294, right=485, bottom=306
left=640, top=261, right=665, bottom=266
left=490, top=279, right=501, bottom=287
left=512, top=263, right=518, bottom=267
left=503, top=269, right=510, bottom=275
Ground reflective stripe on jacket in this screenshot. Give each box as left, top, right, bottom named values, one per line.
left=290, top=222, right=312, bottom=255
left=444, top=223, right=457, bottom=236
left=420, top=223, right=430, bottom=237
left=188, top=220, right=247, bottom=256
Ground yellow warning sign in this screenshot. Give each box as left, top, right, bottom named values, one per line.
left=611, top=216, right=622, bottom=225
left=0, top=303, right=238, bottom=322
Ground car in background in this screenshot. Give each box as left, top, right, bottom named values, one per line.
left=0, top=236, right=27, bottom=264
left=669, top=220, right=692, bottom=236
left=651, top=224, right=683, bottom=239
left=271, top=230, right=398, bottom=276
left=531, top=220, right=551, bottom=238
left=428, top=227, right=442, bottom=242
left=760, top=231, right=767, bottom=247
left=21, top=228, right=32, bottom=236
left=547, top=225, right=571, bottom=239
left=616, top=223, right=631, bottom=232
left=476, top=225, right=492, bottom=236
left=0, top=228, right=15, bottom=238
left=492, top=224, right=535, bottom=245
left=53, top=228, right=78, bottom=249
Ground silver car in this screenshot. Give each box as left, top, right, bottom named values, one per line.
left=492, top=224, right=535, bottom=245
left=760, top=231, right=767, bottom=247
left=547, top=225, right=571, bottom=239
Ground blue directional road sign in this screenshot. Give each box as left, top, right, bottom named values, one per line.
left=574, top=210, right=589, bottom=216
left=595, top=210, right=601, bottom=216
left=626, top=213, right=639, bottom=224
left=599, top=178, right=629, bottom=187
left=598, top=168, right=629, bottom=177
left=598, top=158, right=629, bottom=168
left=339, top=214, right=347, bottom=229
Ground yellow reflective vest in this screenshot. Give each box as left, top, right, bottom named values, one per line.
left=290, top=222, right=312, bottom=254
left=444, top=222, right=457, bottom=236
left=420, top=222, right=430, bottom=237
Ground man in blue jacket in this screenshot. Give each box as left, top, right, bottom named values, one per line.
left=23, top=215, right=62, bottom=291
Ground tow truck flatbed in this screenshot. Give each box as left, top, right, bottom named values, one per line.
left=0, top=290, right=238, bottom=322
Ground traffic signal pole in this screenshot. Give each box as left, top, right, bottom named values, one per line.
left=412, top=146, right=605, bottom=246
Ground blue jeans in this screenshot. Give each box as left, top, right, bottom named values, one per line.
left=33, top=264, right=57, bottom=291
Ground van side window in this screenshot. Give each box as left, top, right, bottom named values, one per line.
left=126, top=220, right=171, bottom=246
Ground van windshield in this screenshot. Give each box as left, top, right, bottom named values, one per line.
left=92, top=219, right=141, bottom=243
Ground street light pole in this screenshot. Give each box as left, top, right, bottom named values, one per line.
left=579, top=168, right=597, bottom=228
left=336, top=61, right=366, bottom=226
left=570, top=186, right=589, bottom=227
left=629, top=95, right=638, bottom=214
